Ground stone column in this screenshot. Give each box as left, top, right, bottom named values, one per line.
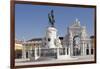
left=56, top=48, right=59, bottom=59
left=39, top=47, right=41, bottom=56
left=69, top=31, right=73, bottom=56
left=84, top=43, right=87, bottom=56
left=22, top=45, right=26, bottom=59
left=81, top=42, right=83, bottom=56
left=70, top=40, right=73, bottom=56
left=81, top=41, right=85, bottom=56
left=68, top=46, right=71, bottom=56
left=65, top=47, right=67, bottom=55
left=34, top=47, right=38, bottom=60
left=89, top=41, right=91, bottom=55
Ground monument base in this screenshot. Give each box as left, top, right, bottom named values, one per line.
left=56, top=55, right=78, bottom=60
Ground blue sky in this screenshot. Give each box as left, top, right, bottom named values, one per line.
left=15, top=4, right=95, bottom=40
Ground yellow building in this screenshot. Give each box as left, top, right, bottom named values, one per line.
left=15, top=40, right=23, bottom=59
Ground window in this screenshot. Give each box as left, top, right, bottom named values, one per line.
left=91, top=49, right=93, bottom=55
left=45, top=43, right=46, bottom=45
left=86, top=49, right=89, bottom=55
left=73, top=35, right=81, bottom=56
left=48, top=38, right=50, bottom=41
left=26, top=52, right=28, bottom=58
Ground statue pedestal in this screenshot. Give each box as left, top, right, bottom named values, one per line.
left=45, top=27, right=57, bottom=48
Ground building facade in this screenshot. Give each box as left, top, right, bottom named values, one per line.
left=63, top=19, right=93, bottom=56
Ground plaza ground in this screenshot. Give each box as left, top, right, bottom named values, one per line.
left=15, top=55, right=94, bottom=66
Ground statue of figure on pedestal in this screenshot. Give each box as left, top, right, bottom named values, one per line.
left=48, top=10, right=55, bottom=27
left=54, top=36, right=62, bottom=48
